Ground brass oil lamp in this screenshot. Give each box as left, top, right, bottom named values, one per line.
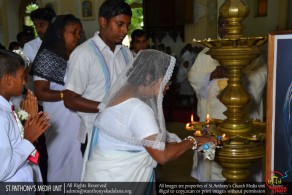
left=193, top=0, right=267, bottom=182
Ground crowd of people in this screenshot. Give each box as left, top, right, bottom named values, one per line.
left=1, top=0, right=267, bottom=191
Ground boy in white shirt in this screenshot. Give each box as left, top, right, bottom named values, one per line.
left=0, top=49, right=50, bottom=182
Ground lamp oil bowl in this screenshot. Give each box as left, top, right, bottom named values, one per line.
left=185, top=121, right=203, bottom=131
left=194, top=130, right=203, bottom=136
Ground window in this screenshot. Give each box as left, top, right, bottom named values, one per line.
left=125, top=0, right=143, bottom=35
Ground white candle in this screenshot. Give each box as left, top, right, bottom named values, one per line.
left=206, top=114, right=210, bottom=124
left=191, top=114, right=195, bottom=124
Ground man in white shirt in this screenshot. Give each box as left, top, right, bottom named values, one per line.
left=23, top=7, right=56, bottom=64
left=188, top=47, right=228, bottom=121
left=130, top=29, right=149, bottom=58
left=64, top=0, right=133, bottom=153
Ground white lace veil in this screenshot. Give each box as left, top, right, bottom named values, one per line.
left=94, top=49, right=176, bottom=150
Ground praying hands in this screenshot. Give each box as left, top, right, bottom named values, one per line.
left=23, top=112, right=50, bottom=143
left=21, top=90, right=38, bottom=118
left=21, top=90, right=50, bottom=143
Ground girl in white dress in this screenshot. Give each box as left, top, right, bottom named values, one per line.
left=33, top=14, right=83, bottom=182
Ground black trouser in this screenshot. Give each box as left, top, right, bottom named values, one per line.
left=81, top=135, right=88, bottom=157
left=34, top=134, right=48, bottom=184
left=35, top=105, right=48, bottom=184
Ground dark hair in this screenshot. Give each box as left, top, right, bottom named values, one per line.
left=127, top=50, right=171, bottom=86
left=30, top=7, right=56, bottom=22
left=99, top=0, right=132, bottom=20
left=16, top=31, right=28, bottom=42
left=131, top=29, right=148, bottom=41
left=218, top=16, right=228, bottom=38
left=16, top=31, right=34, bottom=45
left=38, top=14, right=82, bottom=59
left=0, top=50, right=24, bottom=78
left=0, top=43, right=5, bottom=50
left=8, top=42, right=21, bottom=51
left=218, top=16, right=228, bottom=27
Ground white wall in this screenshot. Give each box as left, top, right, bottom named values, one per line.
left=41, top=0, right=102, bottom=39
left=243, top=0, right=279, bottom=36
left=0, top=0, right=20, bottom=47
left=7, top=0, right=20, bottom=43
left=289, top=0, right=292, bottom=29
left=0, top=0, right=102, bottom=46
left=158, top=33, right=186, bottom=58
left=82, top=21, right=99, bottom=38
left=217, top=0, right=279, bottom=37
left=0, top=0, right=3, bottom=44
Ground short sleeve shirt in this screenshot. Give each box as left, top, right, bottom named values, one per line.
left=97, top=98, right=160, bottom=151
left=64, top=32, right=132, bottom=143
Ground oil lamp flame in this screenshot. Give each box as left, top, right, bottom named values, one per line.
left=186, top=114, right=196, bottom=130
left=206, top=114, right=210, bottom=124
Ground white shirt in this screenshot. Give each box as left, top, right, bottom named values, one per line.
left=181, top=50, right=196, bottom=68
left=65, top=32, right=133, bottom=143
left=0, top=96, right=36, bottom=182
left=176, top=66, right=194, bottom=96
left=188, top=48, right=220, bottom=121
left=97, top=98, right=159, bottom=151
left=131, top=50, right=138, bottom=58
left=22, top=37, right=42, bottom=92
left=188, top=47, right=267, bottom=121
left=23, top=37, right=42, bottom=63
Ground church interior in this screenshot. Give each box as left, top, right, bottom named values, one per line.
left=1, top=0, right=292, bottom=187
